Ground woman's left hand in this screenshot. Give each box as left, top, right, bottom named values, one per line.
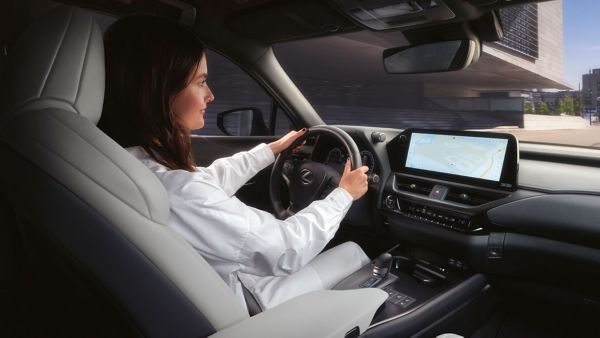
left=268, top=128, right=307, bottom=155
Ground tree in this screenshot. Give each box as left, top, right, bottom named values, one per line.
left=574, top=93, right=584, bottom=116
left=524, top=101, right=534, bottom=114
left=537, top=101, right=549, bottom=115
left=564, top=95, right=575, bottom=115
left=556, top=98, right=565, bottom=115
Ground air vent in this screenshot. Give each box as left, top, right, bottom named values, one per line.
left=395, top=176, right=434, bottom=196
left=395, top=174, right=509, bottom=206
left=445, top=188, right=507, bottom=206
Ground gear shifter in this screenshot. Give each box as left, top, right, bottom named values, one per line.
left=359, top=253, right=393, bottom=288
left=372, top=252, right=392, bottom=278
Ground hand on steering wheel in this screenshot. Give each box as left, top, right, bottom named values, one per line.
left=339, top=159, right=369, bottom=200
left=269, top=125, right=363, bottom=219
left=268, top=128, right=307, bottom=155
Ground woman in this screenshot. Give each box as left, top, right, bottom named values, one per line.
left=98, top=15, right=371, bottom=311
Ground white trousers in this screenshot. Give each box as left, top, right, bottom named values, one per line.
left=238, top=241, right=370, bottom=310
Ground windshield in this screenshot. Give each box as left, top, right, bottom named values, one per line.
left=274, top=0, right=600, bottom=149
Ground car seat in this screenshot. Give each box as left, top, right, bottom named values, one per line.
left=0, top=5, right=386, bottom=338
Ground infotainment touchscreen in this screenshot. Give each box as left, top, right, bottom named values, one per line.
left=387, top=129, right=519, bottom=190
left=406, top=133, right=508, bottom=182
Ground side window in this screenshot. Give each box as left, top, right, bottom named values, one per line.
left=89, top=12, right=290, bottom=137
left=196, top=49, right=293, bottom=136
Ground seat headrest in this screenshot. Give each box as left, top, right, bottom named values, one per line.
left=2, top=6, right=104, bottom=125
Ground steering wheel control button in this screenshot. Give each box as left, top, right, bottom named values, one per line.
left=283, top=161, right=294, bottom=175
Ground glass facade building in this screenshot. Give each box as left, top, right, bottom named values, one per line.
left=497, top=4, right=539, bottom=59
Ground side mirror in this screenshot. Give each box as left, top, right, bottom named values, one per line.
left=217, top=108, right=270, bottom=136
left=383, top=39, right=480, bottom=74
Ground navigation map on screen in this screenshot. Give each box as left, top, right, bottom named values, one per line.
left=406, top=133, right=509, bottom=181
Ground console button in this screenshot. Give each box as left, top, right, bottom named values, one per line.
left=389, top=294, right=407, bottom=305
left=429, top=185, right=449, bottom=200
left=399, top=297, right=415, bottom=308
left=382, top=286, right=398, bottom=298
left=396, top=200, right=472, bottom=233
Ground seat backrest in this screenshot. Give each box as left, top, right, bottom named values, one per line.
left=0, top=6, right=249, bottom=337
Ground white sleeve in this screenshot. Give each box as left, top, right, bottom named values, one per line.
left=168, top=169, right=354, bottom=277
left=238, top=187, right=354, bottom=277
left=197, top=143, right=275, bottom=197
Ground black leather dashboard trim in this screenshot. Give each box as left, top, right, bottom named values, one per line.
left=487, top=194, right=600, bottom=249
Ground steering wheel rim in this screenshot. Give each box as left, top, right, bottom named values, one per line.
left=269, top=125, right=361, bottom=219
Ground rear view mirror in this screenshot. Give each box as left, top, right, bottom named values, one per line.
left=383, top=39, right=480, bottom=74
left=217, top=108, right=270, bottom=136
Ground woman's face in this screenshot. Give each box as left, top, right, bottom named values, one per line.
left=171, top=55, right=214, bottom=131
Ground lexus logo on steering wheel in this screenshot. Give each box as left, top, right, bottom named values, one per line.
left=299, top=169, right=314, bottom=185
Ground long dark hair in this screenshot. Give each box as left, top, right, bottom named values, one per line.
left=98, top=15, right=205, bottom=171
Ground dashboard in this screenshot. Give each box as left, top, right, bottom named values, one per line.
left=310, top=126, right=600, bottom=242
left=311, top=127, right=522, bottom=234
left=308, top=131, right=380, bottom=176
left=315, top=125, right=600, bottom=296
left=382, top=128, right=519, bottom=233
left=196, top=124, right=600, bottom=303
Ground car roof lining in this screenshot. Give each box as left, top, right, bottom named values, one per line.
left=2, top=0, right=549, bottom=48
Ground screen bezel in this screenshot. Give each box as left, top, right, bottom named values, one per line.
left=394, top=129, right=519, bottom=191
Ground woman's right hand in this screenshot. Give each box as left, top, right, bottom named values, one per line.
left=339, top=159, right=369, bottom=200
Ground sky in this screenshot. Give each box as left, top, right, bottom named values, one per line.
left=563, top=0, right=600, bottom=89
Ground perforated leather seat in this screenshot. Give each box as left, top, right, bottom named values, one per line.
left=0, top=6, right=386, bottom=338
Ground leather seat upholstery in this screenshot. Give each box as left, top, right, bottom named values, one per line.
left=0, top=6, right=387, bottom=338
left=0, top=6, right=248, bottom=337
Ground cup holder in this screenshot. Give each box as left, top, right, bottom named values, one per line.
left=391, top=255, right=444, bottom=286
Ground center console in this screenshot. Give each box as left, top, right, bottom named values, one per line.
left=333, top=247, right=495, bottom=337
left=337, top=128, right=517, bottom=336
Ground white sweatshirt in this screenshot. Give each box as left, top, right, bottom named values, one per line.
left=127, top=143, right=354, bottom=308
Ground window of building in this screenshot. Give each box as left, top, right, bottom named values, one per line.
left=497, top=4, right=539, bottom=59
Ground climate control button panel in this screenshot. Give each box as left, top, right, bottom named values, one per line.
left=383, top=194, right=476, bottom=232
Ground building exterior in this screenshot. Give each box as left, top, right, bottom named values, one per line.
left=416, top=0, right=572, bottom=126
left=497, top=4, right=539, bottom=59
left=203, top=0, right=573, bottom=133
left=429, top=0, right=570, bottom=97
left=582, top=69, right=600, bottom=112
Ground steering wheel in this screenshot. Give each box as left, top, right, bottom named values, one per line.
left=270, top=125, right=361, bottom=219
